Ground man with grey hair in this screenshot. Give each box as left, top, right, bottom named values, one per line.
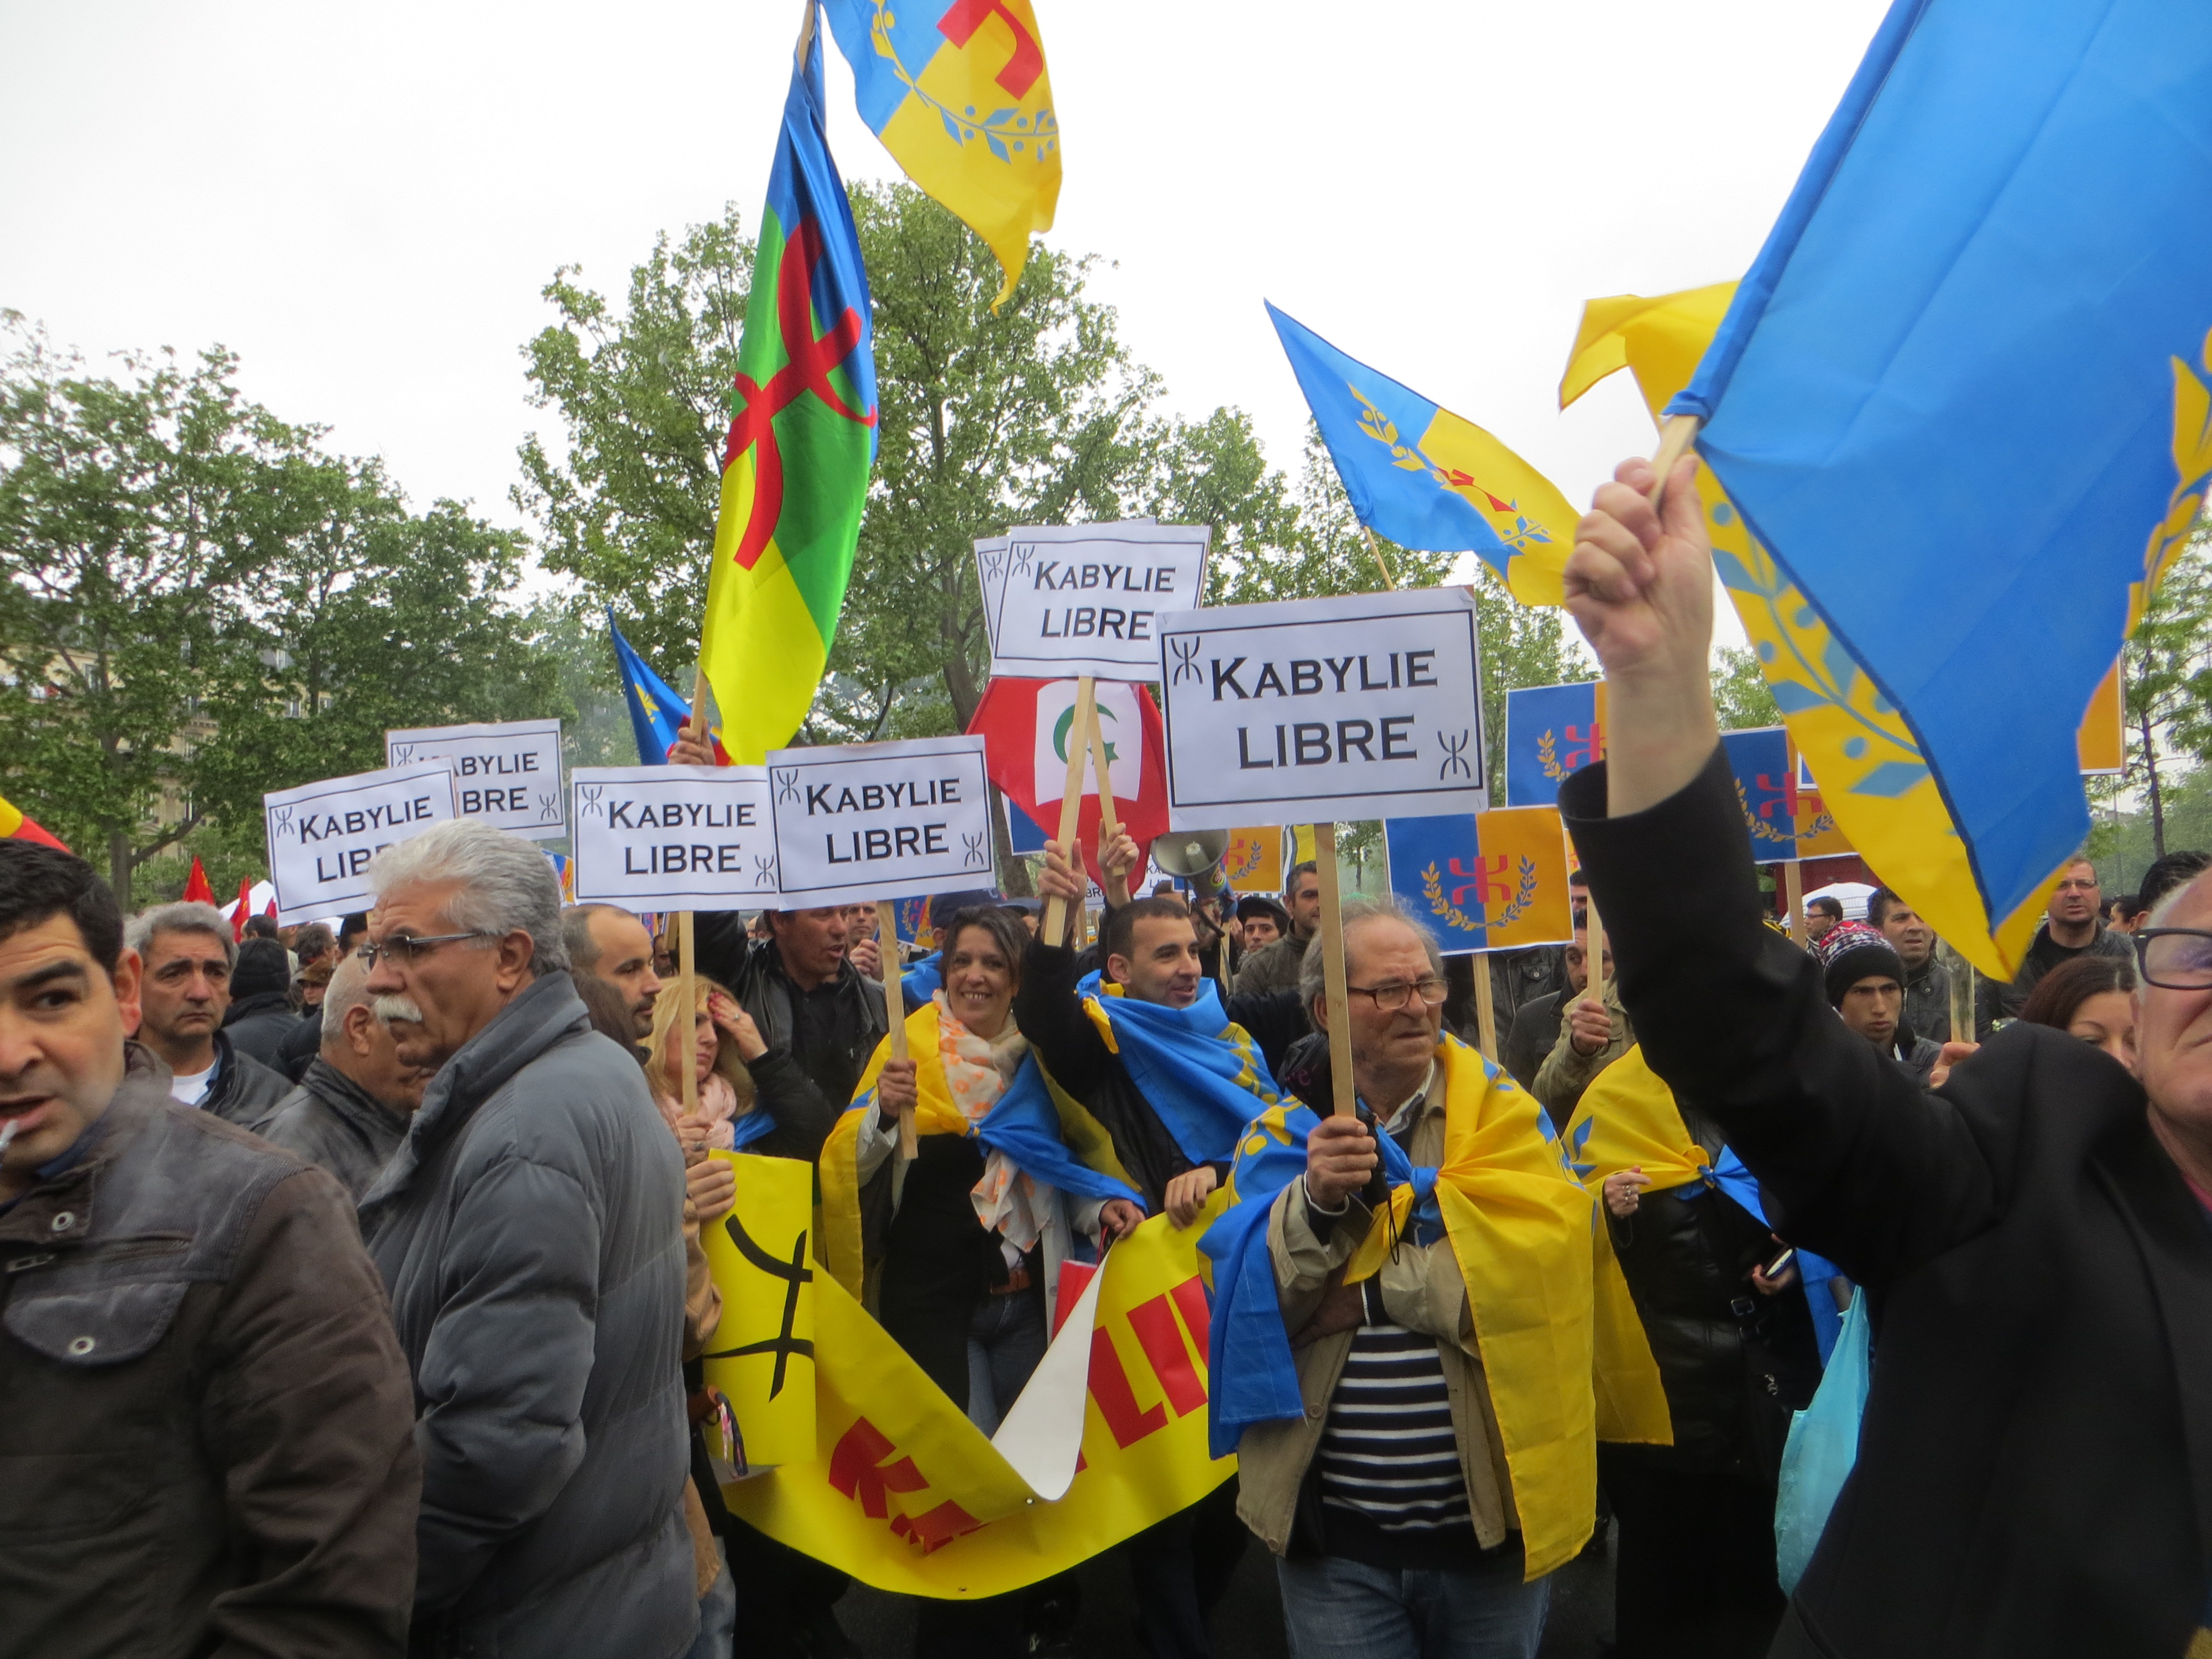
left=1240, top=897, right=1576, bottom=1653
left=124, top=900, right=290, bottom=1123
left=356, top=818, right=696, bottom=1659
left=253, top=951, right=426, bottom=1197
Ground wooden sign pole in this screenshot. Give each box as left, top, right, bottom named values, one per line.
left=1784, top=859, right=1807, bottom=946
left=877, top=898, right=915, bottom=1159
left=1581, top=894, right=1608, bottom=1014
left=1472, top=957, right=1499, bottom=1059
left=1313, top=822, right=1359, bottom=1117
left=676, top=668, right=713, bottom=1120
left=1041, top=674, right=1095, bottom=950
left=1085, top=693, right=1120, bottom=846
left=1360, top=526, right=1398, bottom=592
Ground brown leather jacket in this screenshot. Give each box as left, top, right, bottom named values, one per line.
left=0, top=1047, right=420, bottom=1658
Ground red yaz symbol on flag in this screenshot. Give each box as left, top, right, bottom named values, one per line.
left=719, top=215, right=878, bottom=572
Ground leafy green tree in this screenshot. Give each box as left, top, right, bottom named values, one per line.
left=2121, top=534, right=2212, bottom=858
left=0, top=316, right=285, bottom=894
left=1712, top=643, right=1782, bottom=731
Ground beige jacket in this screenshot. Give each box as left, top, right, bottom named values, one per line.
left=1532, top=977, right=1632, bottom=1125
left=1233, top=1084, right=1519, bottom=1557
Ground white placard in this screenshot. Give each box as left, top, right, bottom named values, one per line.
left=1155, top=587, right=1486, bottom=828
left=263, top=761, right=458, bottom=925
left=766, top=735, right=995, bottom=909
left=975, top=536, right=1009, bottom=656
left=385, top=719, right=566, bottom=839
left=569, top=765, right=778, bottom=911
left=987, top=521, right=1209, bottom=681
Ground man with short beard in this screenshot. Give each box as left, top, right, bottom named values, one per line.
left=562, top=902, right=665, bottom=1039
left=1867, top=886, right=1954, bottom=1042
left=255, top=951, right=428, bottom=1198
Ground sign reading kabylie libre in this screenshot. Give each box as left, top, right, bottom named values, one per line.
left=766, top=735, right=995, bottom=909
left=986, top=521, right=1209, bottom=681
left=264, top=761, right=457, bottom=925
left=385, top=719, right=566, bottom=839
left=569, top=765, right=777, bottom=911
left=1154, top=587, right=1485, bottom=828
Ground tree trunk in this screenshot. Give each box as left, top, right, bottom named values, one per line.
left=989, top=782, right=1034, bottom=896
left=942, top=649, right=981, bottom=736
left=110, top=829, right=133, bottom=908
left=2142, top=708, right=2168, bottom=859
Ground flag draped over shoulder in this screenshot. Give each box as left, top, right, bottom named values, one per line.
left=1561, top=1045, right=1843, bottom=1364
left=1198, top=1038, right=1647, bottom=1580
left=703, top=23, right=878, bottom=765
left=0, top=792, right=65, bottom=851
left=821, top=0, right=1060, bottom=307
left=1267, top=302, right=1578, bottom=608
left=1659, top=0, right=2212, bottom=973
left=1077, top=972, right=1284, bottom=1169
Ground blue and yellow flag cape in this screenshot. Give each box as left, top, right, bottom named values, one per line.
left=1198, top=1037, right=1666, bottom=1581
left=609, top=608, right=725, bottom=765
left=1560, top=1045, right=1844, bottom=1366
left=1074, top=970, right=1284, bottom=1169
left=1658, top=0, right=2212, bottom=975
left=818, top=1001, right=1146, bottom=1297
left=1267, top=303, right=1579, bottom=609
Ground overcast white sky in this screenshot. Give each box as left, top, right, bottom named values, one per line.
left=2, top=0, right=1886, bottom=626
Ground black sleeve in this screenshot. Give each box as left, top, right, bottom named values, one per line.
left=744, top=1045, right=845, bottom=1164
left=1500, top=999, right=1548, bottom=1095
left=1559, top=746, right=2001, bottom=1288
left=692, top=911, right=757, bottom=998
left=1224, top=989, right=1310, bottom=1082
left=1013, top=935, right=1114, bottom=1085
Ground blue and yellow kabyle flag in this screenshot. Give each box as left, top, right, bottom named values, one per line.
left=1652, top=0, right=2212, bottom=978
left=609, top=608, right=726, bottom=766
left=1268, top=303, right=1579, bottom=609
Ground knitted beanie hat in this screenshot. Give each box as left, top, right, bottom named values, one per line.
left=1813, top=920, right=1905, bottom=1009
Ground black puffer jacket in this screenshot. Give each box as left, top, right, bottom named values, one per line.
left=222, top=989, right=300, bottom=1071
left=1604, top=1106, right=1823, bottom=1478
left=694, top=917, right=886, bottom=1130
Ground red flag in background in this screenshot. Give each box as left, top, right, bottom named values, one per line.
left=231, top=878, right=252, bottom=941
left=968, top=678, right=1166, bottom=883
left=182, top=857, right=216, bottom=906
left=264, top=896, right=278, bottom=920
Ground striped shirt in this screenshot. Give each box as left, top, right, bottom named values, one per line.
left=1316, top=1295, right=1470, bottom=1539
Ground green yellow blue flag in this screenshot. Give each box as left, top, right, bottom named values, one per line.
left=822, top=0, right=1060, bottom=307
left=1267, top=303, right=1578, bottom=608
left=702, top=23, right=878, bottom=764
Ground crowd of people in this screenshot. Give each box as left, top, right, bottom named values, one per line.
left=5, top=463, right=2208, bottom=1659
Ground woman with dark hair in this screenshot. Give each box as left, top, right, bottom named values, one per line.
left=2017, top=953, right=2138, bottom=1073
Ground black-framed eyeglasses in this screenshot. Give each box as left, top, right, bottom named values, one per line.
left=357, top=931, right=497, bottom=970
left=1347, top=975, right=1449, bottom=1011
left=2135, top=928, right=2212, bottom=990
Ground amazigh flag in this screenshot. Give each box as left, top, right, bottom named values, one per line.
left=701, top=18, right=878, bottom=765
left=0, top=792, right=66, bottom=851
left=1267, top=302, right=1579, bottom=608
left=822, top=0, right=1060, bottom=307
left=1659, top=0, right=2212, bottom=976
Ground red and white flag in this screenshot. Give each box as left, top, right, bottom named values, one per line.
left=967, top=677, right=1167, bottom=881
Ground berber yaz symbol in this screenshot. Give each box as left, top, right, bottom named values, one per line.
left=1437, top=730, right=1473, bottom=781
left=538, top=790, right=561, bottom=822
left=773, top=768, right=801, bottom=805
left=577, top=784, right=607, bottom=820
left=703, top=1210, right=815, bottom=1399
left=754, top=855, right=778, bottom=889
left=390, top=743, right=416, bottom=765
left=962, top=831, right=988, bottom=869
left=1167, top=637, right=1201, bottom=685
left=270, top=805, right=297, bottom=841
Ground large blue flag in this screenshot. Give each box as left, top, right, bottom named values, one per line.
left=1668, top=0, right=2212, bottom=958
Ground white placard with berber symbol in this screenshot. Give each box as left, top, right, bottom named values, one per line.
left=1153, top=587, right=1487, bottom=828
left=263, top=760, right=458, bottom=925
left=985, top=520, right=1209, bottom=681
left=765, top=735, right=995, bottom=909
left=384, top=719, right=567, bottom=840
left=569, top=765, right=776, bottom=911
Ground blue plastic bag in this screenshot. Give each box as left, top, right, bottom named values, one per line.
left=1774, top=1286, right=1871, bottom=1593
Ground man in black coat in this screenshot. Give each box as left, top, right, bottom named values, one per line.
left=1560, top=452, right=2212, bottom=1658
left=220, top=937, right=300, bottom=1068
left=256, top=950, right=425, bottom=1197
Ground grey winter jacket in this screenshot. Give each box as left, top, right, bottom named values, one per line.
left=257, top=1057, right=411, bottom=1201
left=361, top=972, right=696, bottom=1659
left=202, top=1030, right=293, bottom=1128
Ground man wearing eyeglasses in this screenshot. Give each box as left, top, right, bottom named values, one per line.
left=1561, top=452, right=2212, bottom=1657
left=356, top=820, right=697, bottom=1659
left=1973, top=856, right=2133, bottom=1037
